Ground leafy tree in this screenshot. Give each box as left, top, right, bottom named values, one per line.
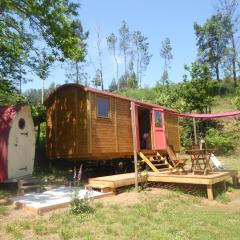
left=160, top=37, right=173, bottom=84
left=31, top=50, right=54, bottom=104
left=107, top=33, right=119, bottom=88
left=119, top=21, right=130, bottom=79
left=154, top=82, right=182, bottom=109
left=132, top=31, right=152, bottom=86
left=194, top=14, right=232, bottom=81
left=31, top=104, right=46, bottom=145
left=179, top=61, right=218, bottom=113
left=216, top=0, right=240, bottom=87
left=91, top=69, right=102, bottom=88
left=66, top=22, right=89, bottom=84
left=118, top=74, right=128, bottom=89
left=65, top=61, right=90, bottom=85
left=24, top=82, right=57, bottom=105
left=0, top=80, right=25, bottom=104
left=108, top=78, right=118, bottom=92
left=127, top=72, right=138, bottom=89
left=0, top=0, right=87, bottom=88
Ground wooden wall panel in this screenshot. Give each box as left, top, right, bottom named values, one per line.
left=46, top=99, right=56, bottom=158
left=116, top=99, right=133, bottom=152
left=90, top=93, right=117, bottom=153
left=54, top=88, right=78, bottom=157
left=46, top=86, right=87, bottom=159
left=76, top=89, right=88, bottom=154
left=165, top=113, right=180, bottom=152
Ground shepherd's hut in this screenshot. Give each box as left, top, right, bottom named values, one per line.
left=44, top=84, right=180, bottom=161
left=0, top=105, right=35, bottom=182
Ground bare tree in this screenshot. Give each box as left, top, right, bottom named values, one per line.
left=215, top=0, right=240, bottom=87
left=94, top=25, right=104, bottom=90
left=160, top=38, right=173, bottom=84
left=106, top=33, right=119, bottom=88
left=132, top=31, right=152, bottom=87
left=119, top=21, right=130, bottom=79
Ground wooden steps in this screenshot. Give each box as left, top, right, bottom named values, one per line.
left=138, top=151, right=171, bottom=172
left=18, top=178, right=43, bottom=194
left=87, top=173, right=147, bottom=192
left=85, top=184, right=114, bottom=193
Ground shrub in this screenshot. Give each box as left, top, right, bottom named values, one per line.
left=204, top=128, right=235, bottom=154
left=70, top=190, right=93, bottom=215
left=60, top=228, right=72, bottom=240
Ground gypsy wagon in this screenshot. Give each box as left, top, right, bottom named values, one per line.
left=44, top=84, right=180, bottom=163
left=0, top=105, right=35, bottom=182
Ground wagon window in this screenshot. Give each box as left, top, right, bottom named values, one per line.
left=18, top=118, right=26, bottom=130
left=97, top=96, right=109, bottom=118
left=155, top=111, right=163, bottom=128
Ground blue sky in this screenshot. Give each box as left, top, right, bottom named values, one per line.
left=24, top=0, right=217, bottom=91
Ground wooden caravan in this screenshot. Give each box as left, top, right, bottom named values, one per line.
left=44, top=84, right=181, bottom=160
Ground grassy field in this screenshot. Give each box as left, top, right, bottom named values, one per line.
left=0, top=152, right=240, bottom=240
left=1, top=93, right=240, bottom=240
left=1, top=185, right=240, bottom=240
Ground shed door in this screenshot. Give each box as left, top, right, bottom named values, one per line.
left=8, top=108, right=35, bottom=179
left=152, top=109, right=166, bottom=150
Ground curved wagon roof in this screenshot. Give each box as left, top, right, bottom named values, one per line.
left=44, top=83, right=178, bottom=114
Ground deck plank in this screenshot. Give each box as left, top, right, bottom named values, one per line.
left=88, top=171, right=235, bottom=200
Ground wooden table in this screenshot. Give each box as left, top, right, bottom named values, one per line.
left=185, top=149, right=213, bottom=175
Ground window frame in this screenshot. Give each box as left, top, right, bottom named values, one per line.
left=96, top=95, right=110, bottom=119
left=154, top=111, right=163, bottom=128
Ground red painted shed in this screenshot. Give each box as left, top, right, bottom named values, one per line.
left=0, top=105, right=35, bottom=182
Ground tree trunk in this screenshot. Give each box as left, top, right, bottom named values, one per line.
left=216, top=64, right=220, bottom=81
left=76, top=62, right=79, bottom=84
left=124, top=50, right=127, bottom=78
left=137, top=52, right=140, bottom=87
left=100, top=70, right=103, bottom=91
left=41, top=79, right=44, bottom=104
left=36, top=122, right=41, bottom=147
left=231, top=35, right=237, bottom=87
left=114, top=54, right=119, bottom=90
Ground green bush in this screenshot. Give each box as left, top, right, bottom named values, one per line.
left=70, top=191, right=93, bottom=215
left=205, top=128, right=235, bottom=154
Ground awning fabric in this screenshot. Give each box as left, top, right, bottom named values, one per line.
left=174, top=111, right=240, bottom=119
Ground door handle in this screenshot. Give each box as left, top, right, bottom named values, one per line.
left=20, top=132, right=28, bottom=136
left=19, top=166, right=27, bottom=171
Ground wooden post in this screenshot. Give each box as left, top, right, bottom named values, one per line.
left=130, top=101, right=138, bottom=191
left=207, top=184, right=214, bottom=201
left=193, top=117, right=197, bottom=145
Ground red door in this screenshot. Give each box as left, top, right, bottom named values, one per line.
left=152, top=109, right=166, bottom=150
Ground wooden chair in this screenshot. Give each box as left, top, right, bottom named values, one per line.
left=166, top=145, right=189, bottom=174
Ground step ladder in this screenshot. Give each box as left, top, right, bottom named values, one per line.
left=138, top=151, right=171, bottom=173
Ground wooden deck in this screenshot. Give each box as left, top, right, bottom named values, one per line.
left=88, top=170, right=238, bottom=200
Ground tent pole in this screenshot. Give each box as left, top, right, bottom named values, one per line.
left=130, top=101, right=138, bottom=191
left=193, top=117, right=197, bottom=145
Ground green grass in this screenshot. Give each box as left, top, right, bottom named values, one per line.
left=0, top=189, right=9, bottom=199
left=2, top=191, right=240, bottom=240
left=5, top=223, right=23, bottom=239
left=0, top=205, right=8, bottom=216
left=212, top=95, right=237, bottom=113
